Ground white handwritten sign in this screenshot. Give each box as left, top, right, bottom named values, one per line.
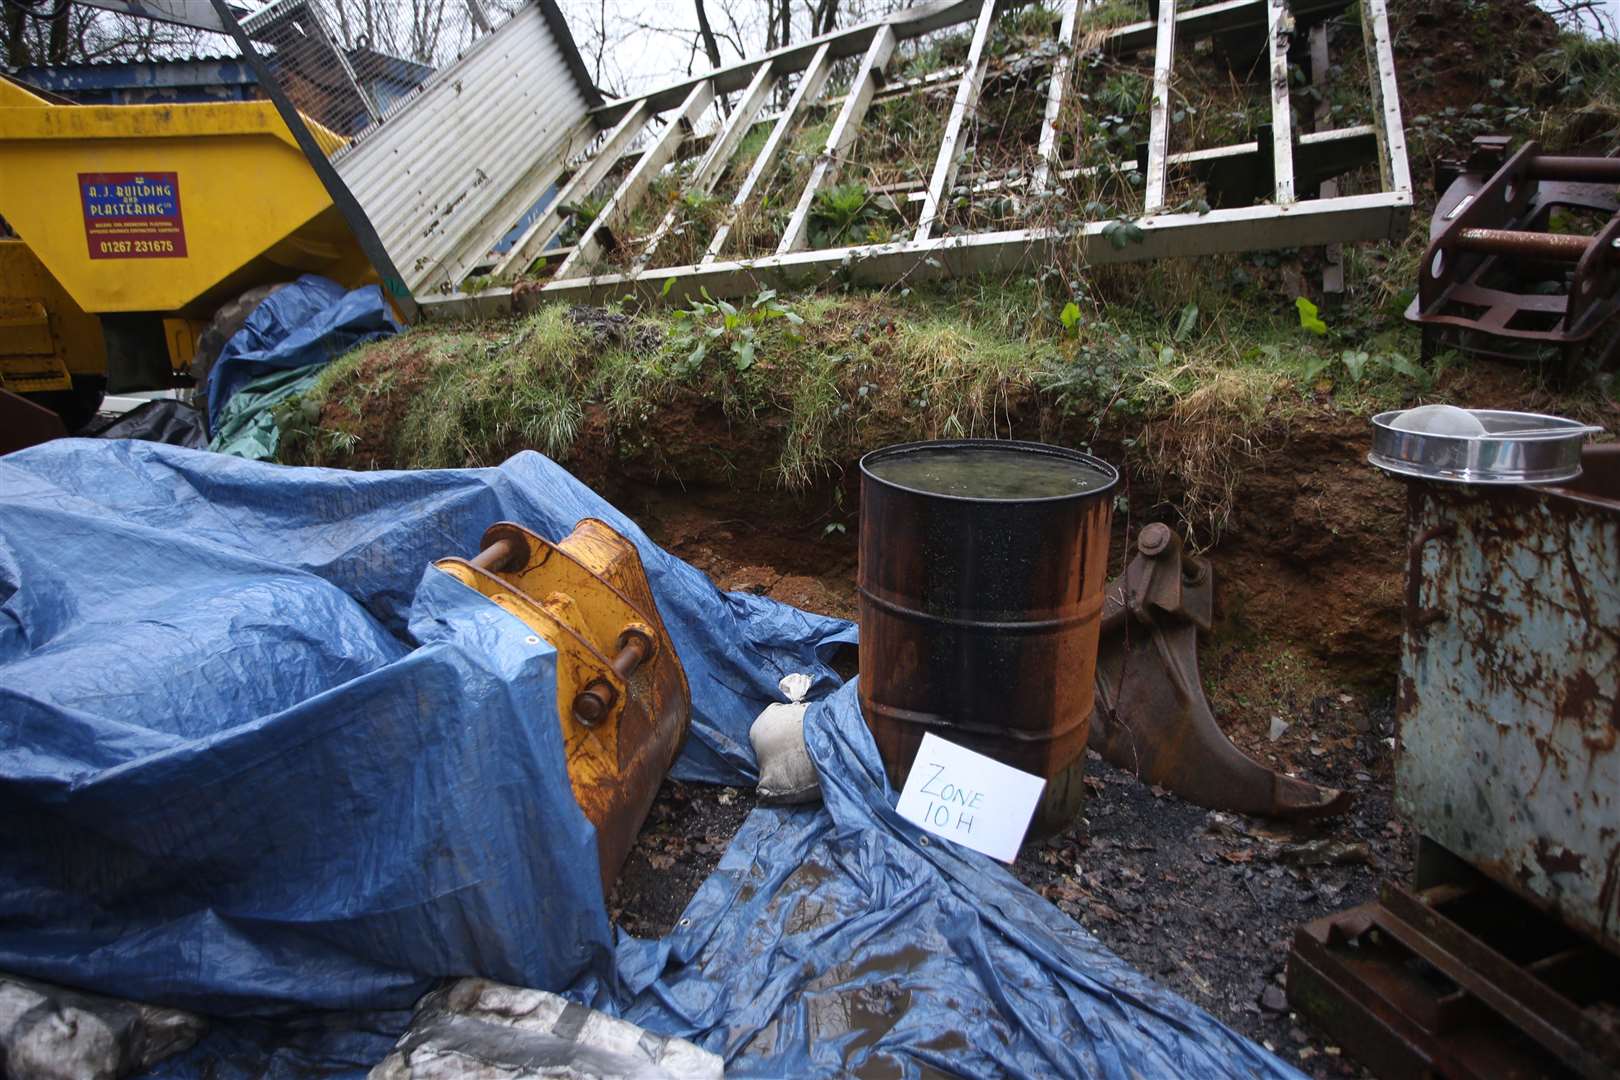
left=894, top=733, right=1047, bottom=863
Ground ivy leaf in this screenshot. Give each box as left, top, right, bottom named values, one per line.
left=1384, top=352, right=1423, bottom=378
left=1299, top=353, right=1334, bottom=382
left=1295, top=296, right=1328, bottom=336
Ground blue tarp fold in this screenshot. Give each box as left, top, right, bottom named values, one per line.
left=575, top=679, right=1304, bottom=1079
left=204, top=276, right=398, bottom=430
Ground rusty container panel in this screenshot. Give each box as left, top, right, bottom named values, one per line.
left=857, top=439, right=1116, bottom=832
left=436, top=519, right=690, bottom=896
left=1398, top=444, right=1620, bottom=952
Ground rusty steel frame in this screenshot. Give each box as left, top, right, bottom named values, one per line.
left=422, top=0, right=1410, bottom=317
left=1396, top=443, right=1620, bottom=955
left=1287, top=872, right=1620, bottom=1079
left=1407, top=135, right=1620, bottom=365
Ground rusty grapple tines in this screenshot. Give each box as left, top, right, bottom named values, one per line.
left=1087, top=524, right=1352, bottom=818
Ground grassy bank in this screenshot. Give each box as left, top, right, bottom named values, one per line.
left=281, top=0, right=1619, bottom=550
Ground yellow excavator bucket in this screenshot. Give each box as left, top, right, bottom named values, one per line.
left=435, top=519, right=692, bottom=894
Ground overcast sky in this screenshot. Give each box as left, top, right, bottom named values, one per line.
left=556, top=0, right=778, bottom=97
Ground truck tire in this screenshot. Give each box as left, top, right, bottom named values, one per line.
left=190, top=283, right=290, bottom=397
left=24, top=373, right=106, bottom=434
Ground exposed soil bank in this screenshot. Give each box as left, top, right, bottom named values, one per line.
left=607, top=355, right=1608, bottom=701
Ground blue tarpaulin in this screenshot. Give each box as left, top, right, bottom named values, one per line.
left=0, top=441, right=852, bottom=1017
left=581, top=679, right=1304, bottom=1078
left=0, top=441, right=1300, bottom=1079
left=204, top=276, right=399, bottom=431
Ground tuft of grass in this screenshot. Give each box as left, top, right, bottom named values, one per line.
left=1076, top=0, right=1148, bottom=33
left=1136, top=358, right=1286, bottom=546
left=1521, top=32, right=1620, bottom=152
left=397, top=306, right=592, bottom=467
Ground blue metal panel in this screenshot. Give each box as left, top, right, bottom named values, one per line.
left=15, top=59, right=258, bottom=105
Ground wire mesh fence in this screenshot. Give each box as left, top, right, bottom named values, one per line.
left=1, top=0, right=519, bottom=139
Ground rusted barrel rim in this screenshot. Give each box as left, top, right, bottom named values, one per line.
left=858, top=438, right=1119, bottom=505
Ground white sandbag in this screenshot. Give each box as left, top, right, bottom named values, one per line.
left=0, top=972, right=205, bottom=1080
left=749, top=673, right=821, bottom=805
left=371, top=978, right=723, bottom=1080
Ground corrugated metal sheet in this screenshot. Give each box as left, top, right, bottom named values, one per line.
left=334, top=3, right=593, bottom=295
left=1397, top=448, right=1620, bottom=950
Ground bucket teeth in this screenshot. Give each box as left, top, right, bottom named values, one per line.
left=1088, top=526, right=1352, bottom=820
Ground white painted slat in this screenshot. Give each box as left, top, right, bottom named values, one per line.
left=885, top=123, right=1375, bottom=202
left=555, top=82, right=717, bottom=280
left=1033, top=0, right=1083, bottom=195
left=705, top=43, right=836, bottom=261
left=442, top=113, right=597, bottom=284
left=639, top=63, right=778, bottom=267
left=491, top=101, right=654, bottom=279
left=1361, top=0, right=1411, bottom=195
left=1144, top=0, right=1178, bottom=212
left=594, top=0, right=990, bottom=126
left=412, top=0, right=1414, bottom=315
left=777, top=25, right=897, bottom=255
left=410, top=191, right=1408, bottom=315
left=915, top=0, right=999, bottom=240
left=1269, top=0, right=1295, bottom=204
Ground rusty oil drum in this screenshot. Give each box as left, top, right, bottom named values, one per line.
left=857, top=439, right=1117, bottom=835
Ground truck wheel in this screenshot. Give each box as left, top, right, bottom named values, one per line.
left=24, top=374, right=106, bottom=434
left=190, top=283, right=289, bottom=396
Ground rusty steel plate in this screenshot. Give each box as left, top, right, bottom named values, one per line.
left=1370, top=408, right=1602, bottom=485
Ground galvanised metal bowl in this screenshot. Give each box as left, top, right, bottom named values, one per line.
left=1369, top=409, right=1604, bottom=485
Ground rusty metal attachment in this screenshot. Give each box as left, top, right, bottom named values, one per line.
left=1283, top=443, right=1620, bottom=1078
left=1088, top=523, right=1352, bottom=818
left=1406, top=135, right=1620, bottom=368
left=1288, top=869, right=1620, bottom=1079
left=435, top=519, right=690, bottom=895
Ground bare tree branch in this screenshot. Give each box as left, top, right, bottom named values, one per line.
left=692, top=0, right=722, bottom=69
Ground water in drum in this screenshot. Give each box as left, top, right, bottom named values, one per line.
left=867, top=446, right=1110, bottom=499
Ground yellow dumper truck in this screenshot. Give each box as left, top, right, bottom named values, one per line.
left=0, top=74, right=371, bottom=428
